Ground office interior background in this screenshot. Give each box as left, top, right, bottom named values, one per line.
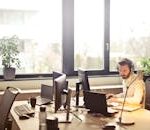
left=0, top=0, right=149, bottom=90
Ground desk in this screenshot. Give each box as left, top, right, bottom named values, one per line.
left=11, top=101, right=150, bottom=130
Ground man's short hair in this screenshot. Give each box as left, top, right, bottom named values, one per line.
left=117, top=58, right=134, bottom=71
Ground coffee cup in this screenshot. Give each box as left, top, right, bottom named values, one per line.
left=46, top=117, right=59, bottom=130
left=30, top=97, right=36, bottom=108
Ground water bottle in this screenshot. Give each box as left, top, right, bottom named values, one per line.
left=39, top=106, right=47, bottom=130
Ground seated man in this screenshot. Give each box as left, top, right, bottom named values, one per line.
left=108, top=58, right=145, bottom=106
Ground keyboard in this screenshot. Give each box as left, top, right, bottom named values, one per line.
left=36, top=96, right=52, bottom=105
left=14, top=104, right=35, bottom=117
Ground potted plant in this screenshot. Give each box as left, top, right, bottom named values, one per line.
left=0, top=35, right=21, bottom=80
left=140, top=57, right=150, bottom=81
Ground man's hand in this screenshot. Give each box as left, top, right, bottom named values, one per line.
left=106, top=93, right=115, bottom=99
left=108, top=97, right=123, bottom=104
left=108, top=97, right=118, bottom=102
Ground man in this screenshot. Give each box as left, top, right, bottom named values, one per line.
left=108, top=58, right=145, bottom=106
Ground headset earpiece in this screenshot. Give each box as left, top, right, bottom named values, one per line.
left=129, top=60, right=134, bottom=72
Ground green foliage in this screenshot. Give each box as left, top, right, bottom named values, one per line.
left=0, top=35, right=21, bottom=68
left=140, top=57, right=150, bottom=76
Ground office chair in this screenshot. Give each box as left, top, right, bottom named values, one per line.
left=145, top=77, right=150, bottom=110
left=137, top=70, right=146, bottom=109
left=0, top=87, right=20, bottom=130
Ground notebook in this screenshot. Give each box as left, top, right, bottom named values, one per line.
left=36, top=84, right=53, bottom=105
left=84, top=91, right=118, bottom=117
left=112, top=104, right=142, bottom=112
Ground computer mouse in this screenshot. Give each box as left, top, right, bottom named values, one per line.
left=19, top=114, right=30, bottom=120
left=102, top=125, right=116, bottom=130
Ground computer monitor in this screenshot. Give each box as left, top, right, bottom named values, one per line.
left=52, top=71, right=64, bottom=97
left=76, top=69, right=90, bottom=107
left=78, top=69, right=90, bottom=91
left=54, top=74, right=68, bottom=113
left=53, top=71, right=64, bottom=86
left=84, top=91, right=107, bottom=113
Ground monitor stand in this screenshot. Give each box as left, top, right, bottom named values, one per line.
left=58, top=117, right=72, bottom=123
left=75, top=103, right=85, bottom=108
left=57, top=89, right=72, bottom=123
left=75, top=82, right=86, bottom=109
left=56, top=88, right=82, bottom=123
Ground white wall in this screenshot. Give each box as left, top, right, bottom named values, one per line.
left=0, top=75, right=122, bottom=90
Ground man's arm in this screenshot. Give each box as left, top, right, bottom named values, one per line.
left=109, top=80, right=145, bottom=105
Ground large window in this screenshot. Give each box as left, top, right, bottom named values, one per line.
left=110, top=0, right=150, bottom=71
left=0, top=0, right=62, bottom=75
left=74, top=0, right=104, bottom=70
left=0, top=0, right=149, bottom=78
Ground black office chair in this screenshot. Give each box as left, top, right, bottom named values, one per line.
left=0, top=87, right=20, bottom=130
left=145, top=77, right=150, bottom=110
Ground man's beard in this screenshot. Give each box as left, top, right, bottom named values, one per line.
left=121, top=72, right=131, bottom=79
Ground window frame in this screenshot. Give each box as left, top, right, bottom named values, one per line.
left=63, top=0, right=113, bottom=76
left=0, top=0, right=118, bottom=79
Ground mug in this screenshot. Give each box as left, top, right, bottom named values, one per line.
left=46, top=117, right=59, bottom=130
left=30, top=97, right=36, bottom=108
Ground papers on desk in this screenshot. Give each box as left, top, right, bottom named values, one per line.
left=112, top=104, right=142, bottom=112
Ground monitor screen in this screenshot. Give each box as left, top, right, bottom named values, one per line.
left=52, top=71, right=64, bottom=97
left=76, top=69, right=91, bottom=107
left=41, top=84, right=53, bottom=100
left=53, top=71, right=64, bottom=86
left=78, top=69, right=90, bottom=91
left=54, top=74, right=68, bottom=113
left=84, top=91, right=107, bottom=114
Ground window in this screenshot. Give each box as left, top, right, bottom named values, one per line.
left=74, top=0, right=104, bottom=70
left=0, top=0, right=62, bottom=75
left=0, top=0, right=149, bottom=78
left=110, top=0, right=150, bottom=71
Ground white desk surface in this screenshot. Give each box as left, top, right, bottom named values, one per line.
left=11, top=100, right=150, bottom=130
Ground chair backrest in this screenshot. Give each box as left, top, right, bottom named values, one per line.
left=145, top=77, right=150, bottom=109
left=78, top=69, right=90, bottom=91
left=0, top=87, right=20, bottom=130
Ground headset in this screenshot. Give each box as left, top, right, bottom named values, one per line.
left=117, top=58, right=134, bottom=72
